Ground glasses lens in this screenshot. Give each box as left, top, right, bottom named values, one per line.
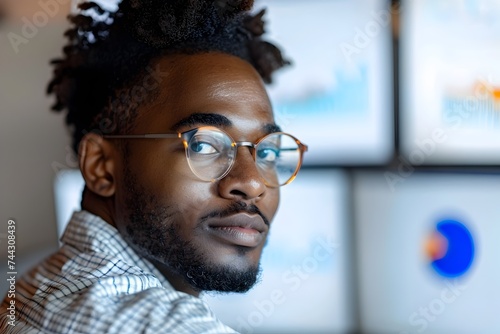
left=256, top=133, right=301, bottom=187
left=185, top=128, right=235, bottom=181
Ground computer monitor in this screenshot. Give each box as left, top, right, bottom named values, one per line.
left=256, top=0, right=394, bottom=165
left=353, top=170, right=500, bottom=333
left=53, top=169, right=85, bottom=240
left=400, top=0, right=500, bottom=165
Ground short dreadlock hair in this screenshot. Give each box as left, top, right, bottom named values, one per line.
left=48, top=0, right=290, bottom=153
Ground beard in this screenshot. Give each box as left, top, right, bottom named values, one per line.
left=120, top=164, right=262, bottom=293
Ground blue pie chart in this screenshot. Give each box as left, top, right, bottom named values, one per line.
left=428, top=219, right=475, bottom=278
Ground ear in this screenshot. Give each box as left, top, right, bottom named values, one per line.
left=79, top=133, right=118, bottom=197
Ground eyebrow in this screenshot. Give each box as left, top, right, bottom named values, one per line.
left=171, top=113, right=232, bottom=131
left=264, top=123, right=282, bottom=134
left=171, top=113, right=282, bottom=134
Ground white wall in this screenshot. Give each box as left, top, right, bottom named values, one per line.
left=1, top=0, right=72, bottom=284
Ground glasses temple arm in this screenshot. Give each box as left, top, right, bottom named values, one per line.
left=102, top=134, right=180, bottom=139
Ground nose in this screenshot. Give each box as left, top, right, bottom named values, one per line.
left=217, top=146, right=267, bottom=201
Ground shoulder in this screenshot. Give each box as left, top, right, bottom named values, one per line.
left=2, top=244, right=237, bottom=333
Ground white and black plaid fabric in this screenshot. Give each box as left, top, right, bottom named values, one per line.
left=0, top=211, right=237, bottom=334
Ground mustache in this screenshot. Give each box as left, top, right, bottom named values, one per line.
left=200, top=202, right=270, bottom=226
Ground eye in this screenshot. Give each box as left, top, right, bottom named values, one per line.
left=190, top=141, right=218, bottom=154
left=257, top=147, right=279, bottom=162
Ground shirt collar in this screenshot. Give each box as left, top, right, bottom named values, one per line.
left=61, top=210, right=172, bottom=288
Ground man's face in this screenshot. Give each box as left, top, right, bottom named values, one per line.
left=112, top=52, right=280, bottom=293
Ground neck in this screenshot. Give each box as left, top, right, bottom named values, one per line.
left=81, top=187, right=116, bottom=227
left=149, top=258, right=201, bottom=297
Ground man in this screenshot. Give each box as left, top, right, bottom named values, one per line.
left=1, top=0, right=307, bottom=332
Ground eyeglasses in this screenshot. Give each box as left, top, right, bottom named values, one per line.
left=103, top=126, right=308, bottom=187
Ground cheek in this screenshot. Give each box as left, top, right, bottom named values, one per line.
left=166, top=183, right=215, bottom=226
left=130, top=144, right=201, bottom=195
left=117, top=144, right=212, bottom=213
left=262, top=188, right=280, bottom=222
left=138, top=175, right=214, bottom=229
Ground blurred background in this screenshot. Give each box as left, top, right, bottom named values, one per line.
left=1, top=0, right=500, bottom=333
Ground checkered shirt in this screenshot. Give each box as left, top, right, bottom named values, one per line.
left=0, top=211, right=237, bottom=334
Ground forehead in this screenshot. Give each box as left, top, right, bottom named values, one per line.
left=134, top=52, right=275, bottom=136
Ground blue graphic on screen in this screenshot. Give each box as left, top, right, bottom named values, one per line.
left=274, top=66, right=369, bottom=117
left=427, top=219, right=475, bottom=278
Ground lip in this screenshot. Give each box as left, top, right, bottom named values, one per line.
left=206, top=213, right=268, bottom=248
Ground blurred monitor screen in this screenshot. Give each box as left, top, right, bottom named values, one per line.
left=53, top=169, right=85, bottom=240
left=353, top=170, right=500, bottom=333
left=257, top=0, right=394, bottom=165
left=54, top=169, right=355, bottom=333
left=400, top=0, right=500, bottom=165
